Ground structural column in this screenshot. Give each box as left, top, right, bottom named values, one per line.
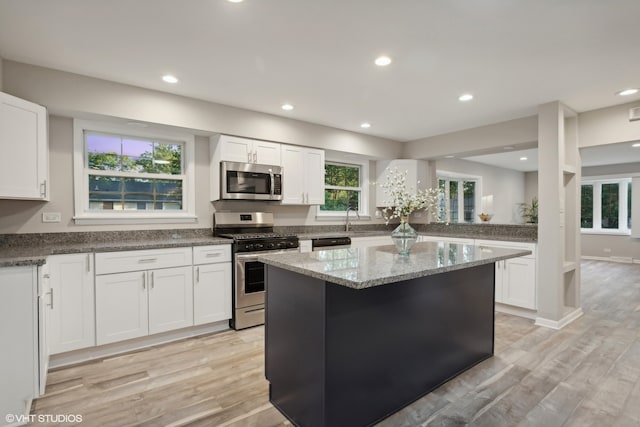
left=536, top=101, right=582, bottom=328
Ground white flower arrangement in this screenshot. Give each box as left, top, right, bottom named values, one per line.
left=380, top=168, right=442, bottom=224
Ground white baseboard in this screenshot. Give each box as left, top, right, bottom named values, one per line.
left=535, top=307, right=583, bottom=330
left=495, top=303, right=537, bottom=320
left=49, top=321, right=231, bottom=369
left=581, top=255, right=634, bottom=263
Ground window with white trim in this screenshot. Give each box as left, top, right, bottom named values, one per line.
left=581, top=178, right=631, bottom=234
left=437, top=174, right=480, bottom=223
left=317, top=160, right=369, bottom=216
left=73, top=120, right=196, bottom=224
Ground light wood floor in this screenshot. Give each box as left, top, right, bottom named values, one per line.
left=30, top=260, right=640, bottom=426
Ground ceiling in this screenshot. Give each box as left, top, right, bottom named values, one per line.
left=0, top=0, right=639, bottom=142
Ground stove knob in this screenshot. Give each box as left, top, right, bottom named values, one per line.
left=267, top=242, right=276, bottom=249
left=254, top=243, right=264, bottom=250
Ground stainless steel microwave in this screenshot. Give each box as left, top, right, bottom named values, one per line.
left=220, top=161, right=283, bottom=201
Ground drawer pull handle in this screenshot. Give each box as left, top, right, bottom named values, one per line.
left=205, top=253, right=221, bottom=257
left=138, top=258, right=157, bottom=263
left=142, top=272, right=146, bottom=289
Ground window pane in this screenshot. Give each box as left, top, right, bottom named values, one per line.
left=601, top=183, right=619, bottom=229
left=581, top=185, right=593, bottom=228
left=324, top=164, right=360, bottom=187
left=135, top=142, right=183, bottom=175
left=89, top=175, right=182, bottom=211
left=320, top=189, right=360, bottom=211
left=463, top=181, right=475, bottom=222
left=438, top=179, right=447, bottom=220
left=87, top=133, right=124, bottom=171
left=449, top=181, right=459, bottom=222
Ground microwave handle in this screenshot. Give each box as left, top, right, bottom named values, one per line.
left=269, top=169, right=275, bottom=197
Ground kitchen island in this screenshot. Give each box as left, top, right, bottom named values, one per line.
left=258, top=241, right=530, bottom=427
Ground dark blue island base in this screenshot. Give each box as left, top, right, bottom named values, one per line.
left=265, top=263, right=496, bottom=427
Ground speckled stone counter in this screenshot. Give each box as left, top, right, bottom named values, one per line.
left=0, top=229, right=231, bottom=267
left=258, top=241, right=530, bottom=289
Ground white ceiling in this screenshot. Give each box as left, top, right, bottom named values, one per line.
left=1, top=0, right=639, bottom=143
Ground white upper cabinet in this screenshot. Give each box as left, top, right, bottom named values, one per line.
left=375, top=159, right=430, bottom=207
left=281, top=145, right=325, bottom=205
left=213, top=134, right=281, bottom=165
left=0, top=91, right=49, bottom=200
left=210, top=134, right=282, bottom=200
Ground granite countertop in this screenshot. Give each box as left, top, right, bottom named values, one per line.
left=0, top=236, right=232, bottom=268
left=258, top=241, right=531, bottom=289
left=296, top=230, right=389, bottom=239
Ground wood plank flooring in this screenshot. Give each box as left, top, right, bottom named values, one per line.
left=29, top=260, right=640, bottom=426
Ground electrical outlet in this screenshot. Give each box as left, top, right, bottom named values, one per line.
left=375, top=210, right=382, bottom=219
left=42, top=212, right=61, bottom=223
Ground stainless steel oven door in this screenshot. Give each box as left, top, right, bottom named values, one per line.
left=234, top=249, right=295, bottom=330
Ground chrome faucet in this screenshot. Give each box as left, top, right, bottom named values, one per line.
left=345, top=205, right=360, bottom=232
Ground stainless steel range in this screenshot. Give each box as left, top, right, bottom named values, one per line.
left=214, top=212, right=298, bottom=330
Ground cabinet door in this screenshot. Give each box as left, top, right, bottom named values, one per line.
left=96, top=271, right=148, bottom=345
left=0, top=91, right=48, bottom=200
left=350, top=236, right=393, bottom=248
left=254, top=140, right=281, bottom=166
left=305, top=148, right=325, bottom=205
left=503, top=257, right=536, bottom=309
left=194, top=263, right=232, bottom=325
left=219, top=135, right=253, bottom=163
left=281, top=145, right=305, bottom=204
left=494, top=261, right=505, bottom=303
left=0, top=266, right=38, bottom=417
left=47, top=253, right=95, bottom=354
left=148, top=266, right=194, bottom=334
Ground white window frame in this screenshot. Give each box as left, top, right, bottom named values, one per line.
left=580, top=177, right=631, bottom=235
left=437, top=171, right=482, bottom=224
left=316, top=157, right=370, bottom=219
left=73, top=119, right=196, bottom=225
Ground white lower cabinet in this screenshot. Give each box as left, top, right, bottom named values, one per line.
left=96, top=266, right=194, bottom=345
left=193, top=245, right=231, bottom=326
left=46, top=253, right=95, bottom=354
left=95, top=248, right=195, bottom=346
left=0, top=266, right=39, bottom=423
left=476, top=239, right=537, bottom=310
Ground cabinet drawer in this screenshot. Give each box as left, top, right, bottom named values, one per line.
left=475, top=239, right=536, bottom=259
left=95, top=247, right=193, bottom=275
left=193, top=245, right=231, bottom=265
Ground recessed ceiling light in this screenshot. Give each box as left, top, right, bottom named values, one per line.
left=227, top=0, right=243, bottom=2
left=444, top=155, right=455, bottom=159
left=360, top=122, right=371, bottom=129
left=503, top=146, right=514, bottom=150
left=632, top=143, right=640, bottom=148
left=162, top=75, right=178, bottom=84
left=617, top=88, right=638, bottom=96
left=520, top=157, right=528, bottom=161
left=374, top=56, right=392, bottom=66
left=281, top=103, right=294, bottom=111
left=458, top=94, right=474, bottom=102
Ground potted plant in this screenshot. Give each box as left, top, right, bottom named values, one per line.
left=520, top=197, right=538, bottom=224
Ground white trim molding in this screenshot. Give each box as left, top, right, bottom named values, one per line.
left=535, top=307, right=583, bottom=330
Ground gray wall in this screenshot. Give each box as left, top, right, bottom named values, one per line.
left=579, top=100, right=640, bottom=149
left=524, top=171, right=538, bottom=205
left=2, top=60, right=402, bottom=160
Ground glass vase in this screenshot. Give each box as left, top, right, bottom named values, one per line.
left=391, top=216, right=418, bottom=256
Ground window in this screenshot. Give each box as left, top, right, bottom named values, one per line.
left=73, top=120, right=196, bottom=224
left=438, top=174, right=480, bottom=223
left=317, top=159, right=369, bottom=217
left=581, top=178, right=631, bottom=234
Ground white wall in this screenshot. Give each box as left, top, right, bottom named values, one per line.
left=434, top=158, right=525, bottom=224
left=579, top=100, right=640, bottom=149
left=0, top=57, right=3, bottom=91
left=2, top=60, right=402, bottom=160
left=524, top=171, right=538, bottom=205
left=403, top=115, right=538, bottom=159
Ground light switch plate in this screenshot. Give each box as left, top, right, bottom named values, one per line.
left=42, top=212, right=62, bottom=223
